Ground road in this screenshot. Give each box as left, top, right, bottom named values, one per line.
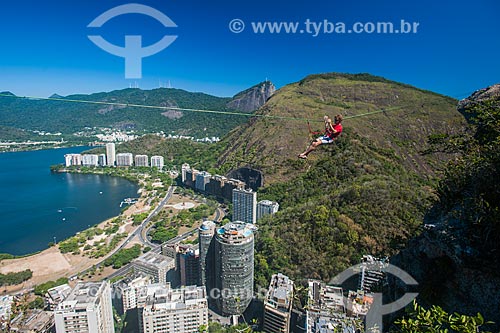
left=135, top=185, right=175, bottom=248
left=75, top=186, right=174, bottom=279
left=104, top=191, right=226, bottom=280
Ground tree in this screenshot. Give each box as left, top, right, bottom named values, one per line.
left=394, top=301, right=493, bottom=333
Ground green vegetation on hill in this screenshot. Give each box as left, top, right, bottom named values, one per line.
left=0, top=88, right=249, bottom=138
left=253, top=130, right=435, bottom=287
left=86, top=134, right=226, bottom=172
left=436, top=97, right=500, bottom=258
left=218, top=73, right=464, bottom=182
left=395, top=301, right=493, bottom=333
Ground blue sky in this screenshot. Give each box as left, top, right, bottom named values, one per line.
left=0, top=0, right=499, bottom=98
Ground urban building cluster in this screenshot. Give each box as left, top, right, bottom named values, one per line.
left=1, top=243, right=382, bottom=333
left=305, top=255, right=386, bottom=333
left=8, top=153, right=384, bottom=333
left=64, top=142, right=164, bottom=169
left=182, top=164, right=279, bottom=224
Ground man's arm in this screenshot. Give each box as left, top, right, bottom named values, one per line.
left=326, top=118, right=336, bottom=133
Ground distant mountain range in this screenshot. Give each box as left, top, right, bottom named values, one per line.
left=0, top=81, right=274, bottom=140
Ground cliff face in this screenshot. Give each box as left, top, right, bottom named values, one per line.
left=227, top=81, right=276, bottom=112
left=391, top=84, right=500, bottom=328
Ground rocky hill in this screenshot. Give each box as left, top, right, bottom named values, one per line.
left=391, top=84, right=500, bottom=328
left=226, top=81, right=275, bottom=112
left=217, top=73, right=466, bottom=183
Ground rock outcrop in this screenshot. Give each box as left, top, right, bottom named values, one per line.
left=391, top=84, right=500, bottom=329
left=227, top=81, right=275, bottom=112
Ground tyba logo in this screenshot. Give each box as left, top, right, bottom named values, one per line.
left=88, top=3, right=177, bottom=79
left=330, top=262, right=418, bottom=332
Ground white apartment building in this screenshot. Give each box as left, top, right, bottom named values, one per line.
left=139, top=284, right=208, bottom=333
left=105, top=143, right=116, bottom=166
left=257, top=200, right=280, bottom=221
left=150, top=155, right=164, bottom=170
left=121, top=275, right=151, bottom=312
left=134, top=154, right=149, bottom=167
left=116, top=153, right=133, bottom=167
left=64, top=154, right=82, bottom=167
left=54, top=282, right=114, bottom=333
left=82, top=154, right=99, bottom=167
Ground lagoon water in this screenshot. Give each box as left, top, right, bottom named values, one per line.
left=0, top=146, right=139, bottom=255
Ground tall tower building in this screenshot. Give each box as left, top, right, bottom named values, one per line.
left=198, top=221, right=216, bottom=289
left=214, top=222, right=255, bottom=315
left=257, top=200, right=280, bottom=221
left=232, top=188, right=257, bottom=224
left=54, top=281, right=114, bottom=333
left=263, top=273, right=294, bottom=333
left=105, top=143, right=116, bottom=167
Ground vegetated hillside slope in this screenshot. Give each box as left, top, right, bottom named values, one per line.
left=0, top=84, right=270, bottom=139
left=392, top=84, right=500, bottom=328
left=253, top=130, right=437, bottom=288
left=217, top=73, right=466, bottom=183
left=85, top=134, right=225, bottom=172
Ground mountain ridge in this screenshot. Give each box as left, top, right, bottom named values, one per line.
left=217, top=72, right=466, bottom=182
left=0, top=83, right=273, bottom=140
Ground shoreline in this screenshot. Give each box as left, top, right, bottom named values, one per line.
left=0, top=168, right=141, bottom=258
left=0, top=180, right=151, bottom=293
left=0, top=142, right=93, bottom=154
left=0, top=165, right=149, bottom=264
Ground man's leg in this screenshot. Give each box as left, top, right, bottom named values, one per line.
left=299, top=139, right=321, bottom=158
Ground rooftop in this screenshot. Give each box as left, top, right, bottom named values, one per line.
left=265, top=273, right=293, bottom=312
left=141, top=284, right=207, bottom=312
left=133, top=251, right=175, bottom=269
left=216, top=222, right=256, bottom=243
left=56, top=282, right=105, bottom=312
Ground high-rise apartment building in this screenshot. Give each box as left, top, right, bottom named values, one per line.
left=198, top=221, right=216, bottom=289
left=120, top=275, right=151, bottom=312
left=232, top=188, right=257, bottom=224
left=263, top=273, right=294, bottom=333
left=257, top=200, right=280, bottom=221
left=131, top=251, right=176, bottom=284
left=195, top=171, right=211, bottom=192
left=105, top=143, right=116, bottom=166
left=214, top=222, right=255, bottom=315
left=82, top=154, right=99, bottom=167
left=98, top=154, right=107, bottom=166
left=150, top=155, right=164, bottom=170
left=54, top=282, right=114, bottom=333
left=116, top=153, right=133, bottom=167
left=179, top=246, right=200, bottom=287
left=64, top=154, right=82, bottom=167
left=134, top=154, right=149, bottom=167
left=139, top=284, right=208, bottom=333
